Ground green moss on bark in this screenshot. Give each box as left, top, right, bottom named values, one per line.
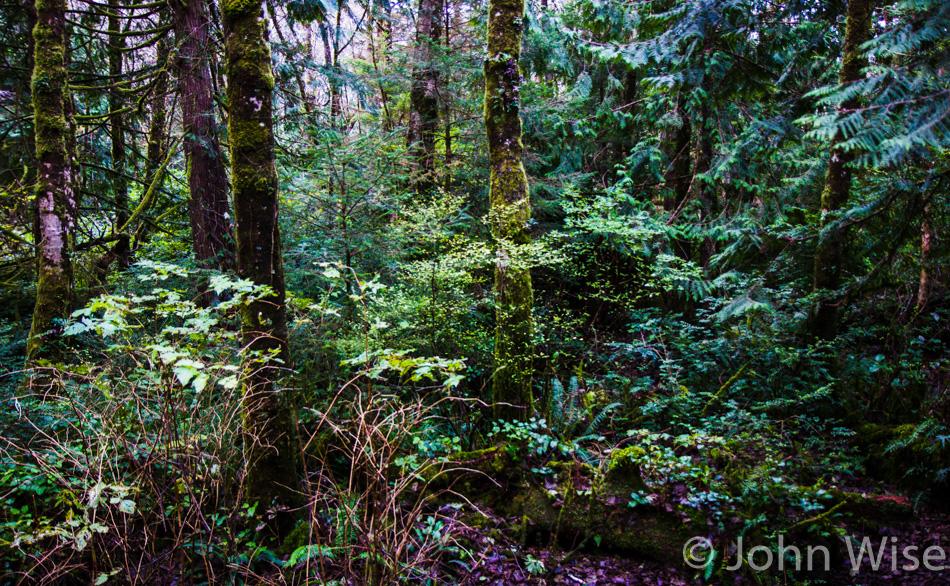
left=224, top=0, right=298, bottom=512
left=27, top=0, right=74, bottom=365
left=811, top=0, right=873, bottom=341
left=485, top=0, right=534, bottom=422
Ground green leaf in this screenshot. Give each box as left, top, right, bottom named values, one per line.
left=218, top=376, right=239, bottom=390
left=192, top=374, right=209, bottom=393
left=286, top=544, right=335, bottom=566
left=173, top=365, right=198, bottom=387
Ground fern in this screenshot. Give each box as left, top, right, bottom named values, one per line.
left=800, top=0, right=950, bottom=172
left=285, top=544, right=336, bottom=567
left=546, top=376, right=585, bottom=437
left=331, top=493, right=360, bottom=548
left=580, top=402, right=622, bottom=438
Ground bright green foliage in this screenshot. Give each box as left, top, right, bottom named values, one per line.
left=0, top=264, right=287, bottom=582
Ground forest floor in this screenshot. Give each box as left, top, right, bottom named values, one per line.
left=427, top=490, right=950, bottom=586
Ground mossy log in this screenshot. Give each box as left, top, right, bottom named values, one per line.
left=854, top=423, right=948, bottom=493
left=821, top=488, right=914, bottom=524
left=423, top=447, right=691, bottom=566
left=424, top=445, right=917, bottom=567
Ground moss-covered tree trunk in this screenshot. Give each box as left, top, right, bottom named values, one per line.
left=172, top=0, right=233, bottom=272
left=408, top=0, right=443, bottom=194
left=26, top=0, right=74, bottom=364
left=811, top=0, right=873, bottom=340
left=223, top=0, right=298, bottom=509
left=485, top=0, right=534, bottom=422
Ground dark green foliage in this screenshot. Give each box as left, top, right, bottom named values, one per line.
left=1, top=0, right=950, bottom=582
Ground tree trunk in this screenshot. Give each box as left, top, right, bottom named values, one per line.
left=222, top=0, right=298, bottom=509
left=665, top=102, right=691, bottom=214
left=132, top=40, right=170, bottom=250
left=917, top=205, right=934, bottom=312
left=408, top=0, right=443, bottom=194
left=811, top=0, right=873, bottom=341
left=318, top=14, right=342, bottom=124
left=172, top=0, right=233, bottom=271
left=108, top=0, right=128, bottom=240
left=485, top=0, right=534, bottom=422
left=693, top=99, right=717, bottom=270
left=665, top=99, right=692, bottom=261
left=264, top=0, right=311, bottom=116
left=27, top=0, right=74, bottom=363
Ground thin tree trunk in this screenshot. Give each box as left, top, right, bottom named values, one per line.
left=370, top=2, right=394, bottom=132
left=172, top=0, right=233, bottom=271
left=95, top=0, right=132, bottom=280
left=665, top=98, right=692, bottom=261
left=22, top=0, right=38, bottom=184
left=917, top=205, right=934, bottom=311
left=108, top=0, right=128, bottom=237
left=132, top=40, right=169, bottom=250
left=485, top=0, right=534, bottom=422
left=223, top=0, right=298, bottom=509
left=812, top=0, right=873, bottom=341
left=693, top=99, right=717, bottom=270
left=408, top=0, right=443, bottom=194
left=317, top=19, right=343, bottom=125
left=27, top=0, right=74, bottom=363
left=619, top=67, right=638, bottom=161
left=665, top=102, right=691, bottom=213
left=265, top=0, right=311, bottom=116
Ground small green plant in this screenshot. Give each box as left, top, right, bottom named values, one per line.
left=524, top=553, right=546, bottom=575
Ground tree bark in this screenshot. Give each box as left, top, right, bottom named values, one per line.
left=811, top=0, right=873, bottom=341
left=917, top=204, right=934, bottom=312
left=171, top=0, right=233, bottom=271
left=108, top=0, right=128, bottom=242
left=408, top=0, right=443, bottom=194
left=485, top=0, right=534, bottom=421
left=132, top=40, right=169, bottom=250
left=27, top=0, right=74, bottom=363
left=222, top=0, right=298, bottom=509
left=264, top=0, right=311, bottom=116
left=665, top=99, right=692, bottom=261
left=318, top=14, right=342, bottom=124
left=665, top=102, right=691, bottom=214
left=693, top=98, right=717, bottom=270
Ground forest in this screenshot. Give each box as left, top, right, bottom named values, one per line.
left=0, top=0, right=948, bottom=583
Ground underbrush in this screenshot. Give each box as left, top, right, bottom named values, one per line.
left=0, top=262, right=484, bottom=585
left=0, top=259, right=946, bottom=586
